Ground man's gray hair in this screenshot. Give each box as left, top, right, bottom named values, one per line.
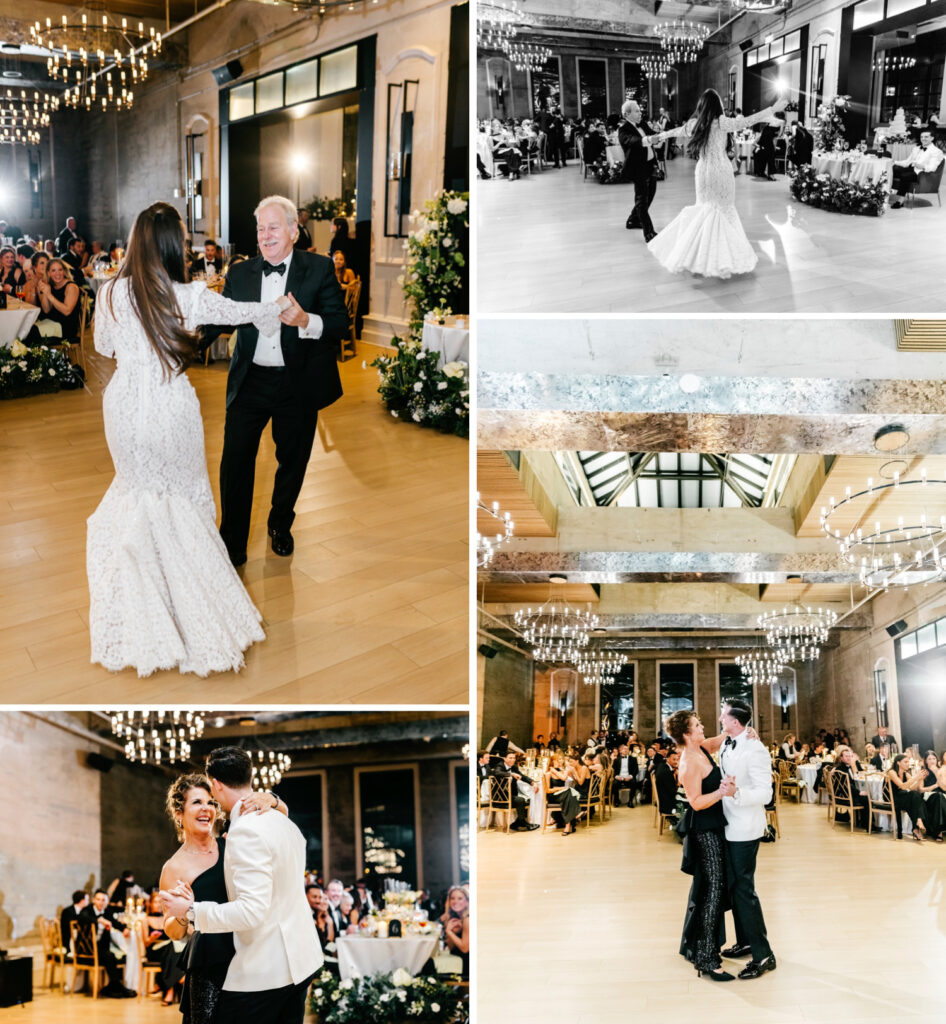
left=621, top=100, right=640, bottom=119
left=254, top=194, right=297, bottom=229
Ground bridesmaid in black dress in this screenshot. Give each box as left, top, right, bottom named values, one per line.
left=158, top=773, right=288, bottom=1020
left=667, top=710, right=736, bottom=981
left=545, top=755, right=581, bottom=835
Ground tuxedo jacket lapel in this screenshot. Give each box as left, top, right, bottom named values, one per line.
left=285, top=252, right=304, bottom=299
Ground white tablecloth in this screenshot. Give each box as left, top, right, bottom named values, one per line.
left=605, top=144, right=624, bottom=166
left=528, top=778, right=546, bottom=826
left=0, top=300, right=40, bottom=346
left=337, top=934, right=439, bottom=980
left=797, top=764, right=821, bottom=803
left=735, top=139, right=755, bottom=160
left=812, top=154, right=893, bottom=188
left=421, top=320, right=469, bottom=368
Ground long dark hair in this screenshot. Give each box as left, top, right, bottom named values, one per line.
left=107, top=201, right=196, bottom=380
left=686, top=88, right=725, bottom=160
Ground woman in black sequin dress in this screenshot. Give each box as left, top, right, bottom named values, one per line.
left=158, top=773, right=288, bottom=1021
left=666, top=710, right=736, bottom=982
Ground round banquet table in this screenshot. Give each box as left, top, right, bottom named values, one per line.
left=420, top=319, right=469, bottom=368
left=847, top=157, right=894, bottom=186
left=528, top=778, right=547, bottom=826
left=0, top=298, right=40, bottom=347
left=797, top=764, right=821, bottom=803
left=336, top=933, right=440, bottom=980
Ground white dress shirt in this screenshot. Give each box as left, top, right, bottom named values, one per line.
left=898, top=143, right=945, bottom=174
left=614, top=756, right=632, bottom=778
left=252, top=249, right=324, bottom=367
left=719, top=730, right=773, bottom=842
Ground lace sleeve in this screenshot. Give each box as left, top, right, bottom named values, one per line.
left=93, top=281, right=117, bottom=358
left=719, top=107, right=775, bottom=132
left=659, top=120, right=693, bottom=140
left=185, top=282, right=282, bottom=336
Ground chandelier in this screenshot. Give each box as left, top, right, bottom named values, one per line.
left=655, top=20, right=710, bottom=63
left=820, top=470, right=946, bottom=589
left=476, top=493, right=514, bottom=570
left=759, top=605, right=837, bottom=661
left=249, top=749, right=292, bottom=790
left=513, top=596, right=600, bottom=662
left=639, top=55, right=673, bottom=80
left=735, top=648, right=788, bottom=686
left=110, top=710, right=205, bottom=765
left=507, top=40, right=553, bottom=73
left=477, top=1, right=521, bottom=51
left=574, top=650, right=628, bottom=684
left=873, top=54, right=917, bottom=72
left=0, top=126, right=40, bottom=145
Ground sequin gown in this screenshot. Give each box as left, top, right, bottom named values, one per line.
left=648, top=108, right=777, bottom=278
left=87, top=279, right=282, bottom=676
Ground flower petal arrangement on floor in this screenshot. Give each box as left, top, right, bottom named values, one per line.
left=789, top=165, right=888, bottom=216
left=308, top=968, right=468, bottom=1023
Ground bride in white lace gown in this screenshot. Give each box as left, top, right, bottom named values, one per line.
left=647, top=90, right=788, bottom=278
left=88, top=202, right=287, bottom=676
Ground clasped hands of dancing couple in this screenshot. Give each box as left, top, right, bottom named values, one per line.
left=618, top=90, right=789, bottom=279
left=667, top=700, right=777, bottom=984
left=87, top=197, right=348, bottom=676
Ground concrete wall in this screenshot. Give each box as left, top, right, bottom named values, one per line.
left=0, top=713, right=100, bottom=947
left=479, top=646, right=535, bottom=749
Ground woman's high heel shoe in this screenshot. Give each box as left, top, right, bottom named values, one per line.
left=696, top=967, right=735, bottom=982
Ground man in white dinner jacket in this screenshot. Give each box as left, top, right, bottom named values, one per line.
left=717, top=699, right=777, bottom=980
left=162, top=746, right=321, bottom=1024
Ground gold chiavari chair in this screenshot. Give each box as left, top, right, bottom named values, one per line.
left=487, top=774, right=514, bottom=834
left=778, top=760, right=803, bottom=803
left=766, top=769, right=781, bottom=839
left=651, top=773, right=675, bottom=837
left=867, top=774, right=896, bottom=836
left=70, top=919, right=105, bottom=999
left=829, top=769, right=858, bottom=833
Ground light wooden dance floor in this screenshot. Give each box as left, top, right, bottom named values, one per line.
left=477, top=158, right=946, bottom=314
left=0, top=351, right=468, bottom=703
left=478, top=800, right=946, bottom=1023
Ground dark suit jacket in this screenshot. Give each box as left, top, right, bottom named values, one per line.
left=871, top=734, right=899, bottom=751
left=219, top=250, right=348, bottom=410
left=78, top=905, right=123, bottom=950
left=655, top=761, right=678, bottom=814
left=790, top=125, right=814, bottom=164
left=612, top=756, right=636, bottom=780
left=60, top=905, right=80, bottom=944
left=618, top=119, right=659, bottom=182
left=490, top=763, right=534, bottom=788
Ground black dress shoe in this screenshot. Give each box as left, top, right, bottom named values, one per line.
left=268, top=527, right=294, bottom=557
left=738, top=955, right=777, bottom=980
left=626, top=218, right=642, bottom=229
left=229, top=552, right=247, bottom=568
left=721, top=944, right=752, bottom=958
left=697, top=967, right=735, bottom=982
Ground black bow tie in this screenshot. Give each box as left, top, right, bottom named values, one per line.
left=263, top=261, right=286, bottom=277
left=724, top=737, right=736, bottom=749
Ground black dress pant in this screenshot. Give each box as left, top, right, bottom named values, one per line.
left=511, top=793, right=529, bottom=823
left=892, top=165, right=919, bottom=196
left=628, top=174, right=657, bottom=234
left=754, top=145, right=776, bottom=176
left=214, top=973, right=315, bottom=1024
left=220, top=364, right=319, bottom=561
left=724, top=838, right=773, bottom=963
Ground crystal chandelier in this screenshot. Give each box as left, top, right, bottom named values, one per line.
left=655, top=20, right=710, bottom=63
left=514, top=597, right=600, bottom=663
left=477, top=1, right=521, bottom=51
left=249, top=749, right=292, bottom=790
left=507, top=40, right=552, bottom=73
left=820, top=470, right=946, bottom=589
left=873, top=54, right=916, bottom=72
left=110, top=710, right=205, bottom=765
left=574, top=650, right=628, bottom=684
left=735, top=648, right=788, bottom=686
left=639, top=55, right=673, bottom=80
left=476, top=492, right=514, bottom=570
left=759, top=605, right=837, bottom=662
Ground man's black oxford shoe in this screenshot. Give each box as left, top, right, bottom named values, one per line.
left=721, top=944, right=752, bottom=958
left=268, top=527, right=294, bottom=557
left=738, top=956, right=777, bottom=980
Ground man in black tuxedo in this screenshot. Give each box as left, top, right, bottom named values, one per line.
left=78, top=889, right=136, bottom=997
left=655, top=748, right=681, bottom=823
left=618, top=99, right=660, bottom=242
left=56, top=216, right=79, bottom=254
left=490, top=752, right=539, bottom=831
left=870, top=726, right=899, bottom=752
left=788, top=121, right=814, bottom=169
left=754, top=117, right=781, bottom=180
left=215, top=195, right=349, bottom=566
left=295, top=208, right=313, bottom=251
left=612, top=744, right=638, bottom=806
left=60, top=890, right=89, bottom=992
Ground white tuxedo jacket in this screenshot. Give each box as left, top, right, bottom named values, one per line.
left=193, top=801, right=323, bottom=991
left=719, top=733, right=772, bottom=843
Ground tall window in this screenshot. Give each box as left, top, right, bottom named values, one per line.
left=453, top=765, right=470, bottom=883
left=530, top=56, right=562, bottom=115
left=873, top=661, right=889, bottom=728
left=273, top=773, right=325, bottom=877
left=623, top=61, right=644, bottom=104
left=809, top=44, right=827, bottom=117
left=719, top=662, right=754, bottom=720
left=659, top=662, right=695, bottom=726
left=728, top=70, right=737, bottom=112
left=577, top=58, right=608, bottom=119
left=358, top=768, right=418, bottom=885
left=602, top=663, right=636, bottom=732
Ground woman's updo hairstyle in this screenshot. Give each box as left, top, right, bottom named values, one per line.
left=166, top=773, right=217, bottom=841
left=666, top=710, right=698, bottom=746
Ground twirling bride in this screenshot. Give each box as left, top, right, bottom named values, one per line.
left=646, top=90, right=788, bottom=279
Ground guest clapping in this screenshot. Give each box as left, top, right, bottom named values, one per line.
left=0, top=246, right=24, bottom=294
left=440, top=885, right=470, bottom=979
left=886, top=754, right=929, bottom=841
left=37, top=259, right=81, bottom=343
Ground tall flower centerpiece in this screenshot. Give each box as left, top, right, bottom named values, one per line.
left=813, top=96, right=851, bottom=153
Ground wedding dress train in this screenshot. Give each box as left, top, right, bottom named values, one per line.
left=648, top=108, right=776, bottom=279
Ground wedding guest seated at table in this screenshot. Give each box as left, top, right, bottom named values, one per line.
left=440, top=885, right=469, bottom=979
left=191, top=238, right=224, bottom=276
left=0, top=246, right=25, bottom=294
left=832, top=745, right=870, bottom=829
left=78, top=888, right=137, bottom=998
left=865, top=743, right=884, bottom=771
left=488, top=120, right=522, bottom=179
left=544, top=755, right=580, bottom=834
left=889, top=131, right=945, bottom=207
left=60, top=890, right=89, bottom=956
left=338, top=892, right=359, bottom=933
left=306, top=884, right=338, bottom=976
left=15, top=243, right=34, bottom=274
left=333, top=250, right=356, bottom=295
left=328, top=216, right=355, bottom=272
left=870, top=725, right=898, bottom=752
left=21, top=251, right=48, bottom=306
left=62, top=236, right=88, bottom=280
left=919, top=756, right=946, bottom=842
left=87, top=240, right=105, bottom=266
left=886, top=754, right=929, bottom=841
left=547, top=733, right=561, bottom=750
left=612, top=744, right=639, bottom=806
left=654, top=748, right=681, bottom=826
left=142, top=890, right=185, bottom=1005
left=491, top=751, right=540, bottom=831
left=36, top=259, right=81, bottom=343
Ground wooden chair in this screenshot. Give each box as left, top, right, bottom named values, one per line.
left=134, top=921, right=163, bottom=1001
left=766, top=770, right=781, bottom=839
left=651, top=773, right=675, bottom=836
left=601, top=771, right=614, bottom=820
left=822, top=765, right=834, bottom=814
left=70, top=919, right=105, bottom=998
left=486, top=775, right=515, bottom=833
left=522, top=138, right=542, bottom=176
left=778, top=760, right=803, bottom=803
left=829, top=768, right=857, bottom=833
left=867, top=774, right=895, bottom=836
left=40, top=917, right=61, bottom=990
left=905, top=161, right=944, bottom=208
left=339, top=277, right=361, bottom=361
left=576, top=135, right=588, bottom=179
left=580, top=772, right=603, bottom=828
left=475, top=774, right=490, bottom=831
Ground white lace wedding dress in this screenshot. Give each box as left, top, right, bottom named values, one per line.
left=647, top=107, right=776, bottom=278
left=87, top=279, right=282, bottom=677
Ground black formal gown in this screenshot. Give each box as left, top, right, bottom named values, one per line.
left=680, top=747, right=728, bottom=972
left=890, top=774, right=926, bottom=838
left=546, top=775, right=580, bottom=827
left=180, top=838, right=235, bottom=1024
left=920, top=780, right=946, bottom=839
